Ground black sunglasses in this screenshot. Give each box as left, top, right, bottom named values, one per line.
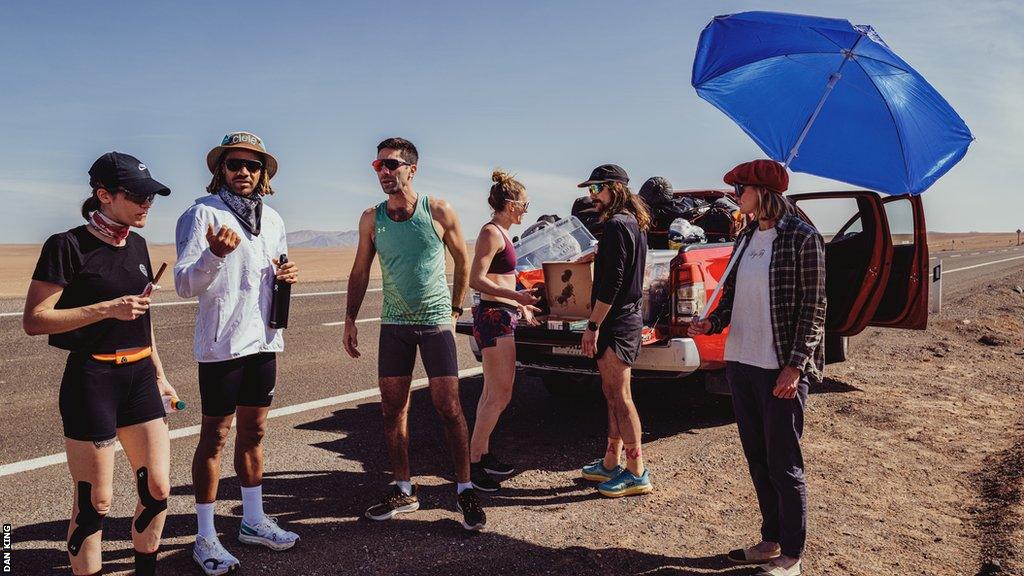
left=123, top=191, right=157, bottom=205
left=372, top=158, right=412, bottom=172
left=225, top=158, right=264, bottom=173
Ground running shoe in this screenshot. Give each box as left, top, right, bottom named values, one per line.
left=193, top=534, right=240, bottom=575
left=479, top=452, right=515, bottom=476
left=581, top=458, right=624, bottom=482
left=471, top=462, right=501, bottom=492
left=365, top=484, right=420, bottom=521
left=456, top=488, right=487, bottom=531
left=238, top=516, right=300, bottom=551
left=597, top=468, right=653, bottom=498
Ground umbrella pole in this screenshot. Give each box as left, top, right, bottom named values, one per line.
left=785, top=37, right=864, bottom=168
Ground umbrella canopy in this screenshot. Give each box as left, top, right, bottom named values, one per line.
left=692, top=11, right=973, bottom=195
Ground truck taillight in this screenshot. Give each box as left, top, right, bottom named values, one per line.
left=672, top=263, right=706, bottom=321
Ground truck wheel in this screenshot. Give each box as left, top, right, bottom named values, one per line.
left=824, top=333, right=848, bottom=364
left=541, top=374, right=601, bottom=397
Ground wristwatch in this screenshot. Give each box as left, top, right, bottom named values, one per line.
left=587, top=320, right=600, bottom=332
left=452, top=305, right=465, bottom=317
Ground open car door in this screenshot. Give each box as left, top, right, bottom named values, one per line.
left=788, top=191, right=893, bottom=337
left=867, top=194, right=929, bottom=330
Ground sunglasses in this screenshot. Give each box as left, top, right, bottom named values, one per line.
left=587, top=183, right=606, bottom=196
left=225, top=158, right=264, bottom=173
left=372, top=158, right=412, bottom=172
left=509, top=200, right=530, bottom=211
left=123, top=192, right=157, bottom=205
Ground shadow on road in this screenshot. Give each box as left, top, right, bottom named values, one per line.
left=13, top=369, right=861, bottom=574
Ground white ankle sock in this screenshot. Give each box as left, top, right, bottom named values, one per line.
left=196, top=503, right=216, bottom=539
left=396, top=481, right=413, bottom=496
left=241, top=485, right=264, bottom=525
left=456, top=482, right=473, bottom=494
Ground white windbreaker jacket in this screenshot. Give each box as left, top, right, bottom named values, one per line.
left=174, top=194, right=287, bottom=363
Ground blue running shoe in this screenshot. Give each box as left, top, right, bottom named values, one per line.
left=581, top=459, right=624, bottom=482
left=597, top=468, right=653, bottom=498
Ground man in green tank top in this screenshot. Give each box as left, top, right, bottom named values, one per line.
left=344, top=137, right=486, bottom=530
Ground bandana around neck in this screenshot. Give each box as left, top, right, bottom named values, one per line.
left=89, top=210, right=130, bottom=243
left=217, top=186, right=262, bottom=236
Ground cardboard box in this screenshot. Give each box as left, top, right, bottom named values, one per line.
left=541, top=261, right=593, bottom=320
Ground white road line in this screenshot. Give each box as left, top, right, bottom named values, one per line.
left=950, top=254, right=961, bottom=257
left=0, top=282, right=451, bottom=319
left=0, top=366, right=484, bottom=478
left=944, top=254, right=1024, bottom=275
left=970, top=252, right=980, bottom=255
left=323, top=317, right=380, bottom=326
left=0, top=288, right=384, bottom=318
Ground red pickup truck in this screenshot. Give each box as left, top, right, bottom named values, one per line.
left=455, top=188, right=929, bottom=395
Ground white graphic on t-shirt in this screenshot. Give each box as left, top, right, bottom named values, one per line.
left=139, top=264, right=148, bottom=277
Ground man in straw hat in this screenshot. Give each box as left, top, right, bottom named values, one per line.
left=174, top=131, right=300, bottom=574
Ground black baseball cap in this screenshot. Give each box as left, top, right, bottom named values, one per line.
left=578, top=164, right=629, bottom=187
left=88, top=152, right=170, bottom=197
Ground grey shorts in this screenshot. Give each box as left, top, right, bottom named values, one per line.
left=378, top=324, right=459, bottom=379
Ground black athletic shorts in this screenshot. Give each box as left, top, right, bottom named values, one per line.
left=198, top=352, right=277, bottom=417
left=378, top=324, right=459, bottom=379
left=596, top=311, right=643, bottom=367
left=59, top=353, right=165, bottom=442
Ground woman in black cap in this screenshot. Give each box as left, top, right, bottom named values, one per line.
left=575, top=164, right=653, bottom=497
left=689, top=159, right=825, bottom=576
left=23, top=152, right=175, bottom=576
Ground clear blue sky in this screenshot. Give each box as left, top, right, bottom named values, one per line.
left=1, top=0, right=1020, bottom=243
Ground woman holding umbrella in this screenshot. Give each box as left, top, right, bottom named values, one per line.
left=688, top=160, right=825, bottom=576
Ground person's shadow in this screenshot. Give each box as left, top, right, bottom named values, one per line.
left=13, top=368, right=852, bottom=574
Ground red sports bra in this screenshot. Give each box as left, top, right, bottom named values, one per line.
left=486, top=223, right=517, bottom=275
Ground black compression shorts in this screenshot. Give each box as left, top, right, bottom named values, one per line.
left=198, top=352, right=277, bottom=417
left=59, top=353, right=165, bottom=442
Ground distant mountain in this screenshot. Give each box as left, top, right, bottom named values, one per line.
left=287, top=230, right=360, bottom=248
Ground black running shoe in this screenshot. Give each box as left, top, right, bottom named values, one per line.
left=470, top=463, right=501, bottom=493
left=456, top=488, right=487, bottom=531
left=479, top=452, right=515, bottom=476
left=365, top=485, right=420, bottom=521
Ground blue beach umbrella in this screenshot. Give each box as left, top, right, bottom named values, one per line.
left=692, top=11, right=974, bottom=195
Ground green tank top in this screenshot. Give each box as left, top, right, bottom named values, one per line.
left=375, top=195, right=451, bottom=325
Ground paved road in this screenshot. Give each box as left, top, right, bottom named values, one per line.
left=0, top=248, right=1021, bottom=575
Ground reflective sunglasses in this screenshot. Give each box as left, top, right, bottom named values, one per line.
left=587, top=183, right=606, bottom=196
left=224, top=158, right=264, bottom=173
left=733, top=183, right=748, bottom=196
left=509, top=200, right=530, bottom=211
left=123, top=191, right=157, bottom=205
left=372, top=158, right=412, bottom=172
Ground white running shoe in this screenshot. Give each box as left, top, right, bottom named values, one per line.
left=238, top=516, right=300, bottom=551
left=192, top=534, right=240, bottom=575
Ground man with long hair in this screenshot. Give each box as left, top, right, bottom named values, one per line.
left=174, top=131, right=300, bottom=574
left=576, top=164, right=654, bottom=498
left=343, top=137, right=486, bottom=530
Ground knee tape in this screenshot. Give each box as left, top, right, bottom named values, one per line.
left=133, top=467, right=167, bottom=533
left=68, top=481, right=105, bottom=556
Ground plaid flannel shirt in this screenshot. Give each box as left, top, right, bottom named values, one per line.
left=706, top=213, right=827, bottom=383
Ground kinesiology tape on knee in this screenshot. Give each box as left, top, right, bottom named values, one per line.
left=68, top=481, right=106, bottom=556
left=133, top=467, right=167, bottom=533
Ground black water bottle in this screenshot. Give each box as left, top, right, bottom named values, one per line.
left=269, top=253, right=291, bottom=329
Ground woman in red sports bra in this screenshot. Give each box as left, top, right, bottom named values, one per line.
left=466, top=170, right=540, bottom=492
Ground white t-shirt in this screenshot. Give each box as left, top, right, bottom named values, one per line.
left=725, top=226, right=780, bottom=369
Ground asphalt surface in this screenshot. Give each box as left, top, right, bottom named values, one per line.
left=0, top=245, right=1021, bottom=575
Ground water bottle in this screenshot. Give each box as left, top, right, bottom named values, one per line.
left=269, top=254, right=292, bottom=329
left=162, top=395, right=186, bottom=414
